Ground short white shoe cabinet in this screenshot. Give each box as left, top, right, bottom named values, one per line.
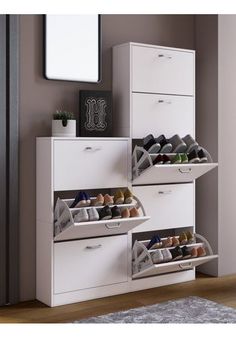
left=36, top=43, right=218, bottom=307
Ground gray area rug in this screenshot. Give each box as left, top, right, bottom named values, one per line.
left=76, top=296, right=236, bottom=323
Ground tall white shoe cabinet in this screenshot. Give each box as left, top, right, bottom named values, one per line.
left=36, top=43, right=217, bottom=307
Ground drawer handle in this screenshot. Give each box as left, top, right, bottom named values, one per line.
left=179, top=168, right=192, bottom=174
left=105, top=223, right=121, bottom=229
left=179, top=262, right=193, bottom=269
left=84, top=146, right=102, bottom=152
left=158, top=190, right=172, bottom=195
left=157, top=100, right=172, bottom=104
left=158, top=54, right=172, bottom=59
left=86, top=244, right=102, bottom=249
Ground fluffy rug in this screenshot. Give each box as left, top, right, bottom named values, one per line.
left=76, top=296, right=236, bottom=323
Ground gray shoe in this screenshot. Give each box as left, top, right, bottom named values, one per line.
left=88, top=207, right=99, bottom=221
left=74, top=208, right=89, bottom=222
left=162, top=248, right=172, bottom=262
left=168, top=134, right=187, bottom=153
left=182, top=134, right=199, bottom=153
left=151, top=250, right=163, bottom=264
left=155, top=135, right=172, bottom=153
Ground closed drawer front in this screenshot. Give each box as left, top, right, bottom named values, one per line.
left=132, top=45, right=194, bottom=96
left=53, top=139, right=128, bottom=191
left=132, top=183, right=194, bottom=232
left=132, top=93, right=194, bottom=138
left=54, top=235, right=128, bottom=294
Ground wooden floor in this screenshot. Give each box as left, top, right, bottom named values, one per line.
left=1, top=273, right=236, bottom=323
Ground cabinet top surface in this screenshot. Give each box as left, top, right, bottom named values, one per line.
left=36, top=137, right=130, bottom=141
left=113, top=42, right=195, bottom=54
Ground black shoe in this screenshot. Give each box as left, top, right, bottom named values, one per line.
left=99, top=205, right=112, bottom=220
left=111, top=206, right=121, bottom=219
left=143, top=134, right=160, bottom=153
left=181, top=246, right=192, bottom=259
left=188, top=149, right=200, bottom=163
left=155, top=135, right=172, bottom=153
left=171, top=246, right=183, bottom=261
left=198, top=149, right=208, bottom=163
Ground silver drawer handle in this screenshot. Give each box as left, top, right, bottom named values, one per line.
left=84, top=146, right=102, bottom=152
left=157, top=100, right=172, bottom=104
left=179, top=168, right=192, bottom=174
left=179, top=262, right=193, bottom=269
left=105, top=223, right=121, bottom=229
left=158, top=54, right=172, bottom=59
left=86, top=244, right=102, bottom=249
left=158, top=190, right=172, bottom=195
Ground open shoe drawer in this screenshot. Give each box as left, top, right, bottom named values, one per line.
left=132, top=146, right=218, bottom=185
left=132, top=234, right=218, bottom=279
left=54, top=198, right=150, bottom=241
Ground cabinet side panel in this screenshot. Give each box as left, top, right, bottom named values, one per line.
left=36, top=138, right=53, bottom=306
left=112, top=44, right=131, bottom=137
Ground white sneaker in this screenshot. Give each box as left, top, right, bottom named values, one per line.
left=74, top=209, right=89, bottom=222
left=151, top=250, right=163, bottom=264
left=88, top=208, right=99, bottom=221
left=162, top=248, right=172, bottom=262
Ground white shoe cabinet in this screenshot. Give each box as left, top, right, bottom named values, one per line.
left=113, top=43, right=218, bottom=287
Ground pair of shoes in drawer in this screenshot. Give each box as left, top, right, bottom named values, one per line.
left=172, top=153, right=188, bottom=164
left=92, top=193, right=114, bottom=206
left=151, top=248, right=172, bottom=264
left=99, top=205, right=121, bottom=220
left=146, top=235, right=162, bottom=250
left=171, top=246, right=192, bottom=261
left=121, top=207, right=140, bottom=218
left=143, top=134, right=172, bottom=153
left=152, top=154, right=171, bottom=165
left=188, top=149, right=208, bottom=163
left=114, top=189, right=133, bottom=204
left=74, top=207, right=99, bottom=222
left=179, top=231, right=195, bottom=245
left=191, top=246, right=206, bottom=258
left=162, top=236, right=180, bottom=247
left=70, top=191, right=91, bottom=208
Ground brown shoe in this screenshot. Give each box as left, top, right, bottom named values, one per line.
left=124, top=188, right=133, bottom=204
left=92, top=193, right=104, bottom=206
left=197, top=246, right=206, bottom=257
left=191, top=247, right=198, bottom=258
left=121, top=207, right=130, bottom=218
left=114, top=190, right=125, bottom=204
left=104, top=194, right=114, bottom=206
left=129, top=207, right=139, bottom=217
left=162, top=237, right=172, bottom=248
left=172, top=236, right=180, bottom=246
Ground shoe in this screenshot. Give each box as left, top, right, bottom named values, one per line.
left=172, top=236, right=180, bottom=246
left=114, top=190, right=125, bottom=204
left=163, top=154, right=171, bottom=164
left=188, top=149, right=200, bottom=163
left=191, top=247, right=198, bottom=258
left=92, top=193, right=104, bottom=206
left=155, top=135, right=172, bottom=153
left=182, top=246, right=192, bottom=259
left=182, top=134, right=199, bottom=153
left=153, top=154, right=164, bottom=165
left=143, top=134, right=161, bottom=153
left=83, top=192, right=91, bottom=206
left=162, top=237, right=173, bottom=248
left=88, top=208, right=99, bottom=221
left=180, top=153, right=188, bottom=164
left=197, top=246, right=207, bottom=257
left=129, top=207, right=140, bottom=217
left=168, top=134, right=187, bottom=153
left=171, top=246, right=183, bottom=261
left=124, top=188, right=133, bottom=204
left=104, top=194, right=114, bottom=206
left=198, top=149, right=208, bottom=163
left=111, top=206, right=121, bottom=219
left=179, top=232, right=188, bottom=245
left=151, top=250, right=163, bottom=264
left=186, top=231, right=195, bottom=244
left=99, top=205, right=112, bottom=220
left=146, top=235, right=162, bottom=250
left=172, top=153, right=182, bottom=164
left=70, top=191, right=86, bottom=208
left=74, top=208, right=89, bottom=222
left=121, top=207, right=130, bottom=218
left=162, top=248, right=172, bottom=262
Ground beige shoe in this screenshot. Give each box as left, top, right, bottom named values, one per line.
left=179, top=232, right=188, bottom=245
left=104, top=194, right=114, bottom=206
left=121, top=207, right=130, bottom=218
left=92, top=194, right=104, bottom=206
left=186, top=231, right=195, bottom=244
left=129, top=207, right=139, bottom=217
left=172, top=236, right=180, bottom=246
left=162, top=237, right=172, bottom=248
left=124, top=188, right=133, bottom=204
left=114, top=190, right=125, bottom=204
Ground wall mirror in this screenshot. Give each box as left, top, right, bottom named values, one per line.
left=45, top=15, right=101, bottom=83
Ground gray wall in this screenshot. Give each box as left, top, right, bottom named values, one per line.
left=195, top=15, right=218, bottom=275
left=19, top=14, right=195, bottom=301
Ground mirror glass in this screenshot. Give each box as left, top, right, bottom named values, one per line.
left=45, top=15, right=100, bottom=82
